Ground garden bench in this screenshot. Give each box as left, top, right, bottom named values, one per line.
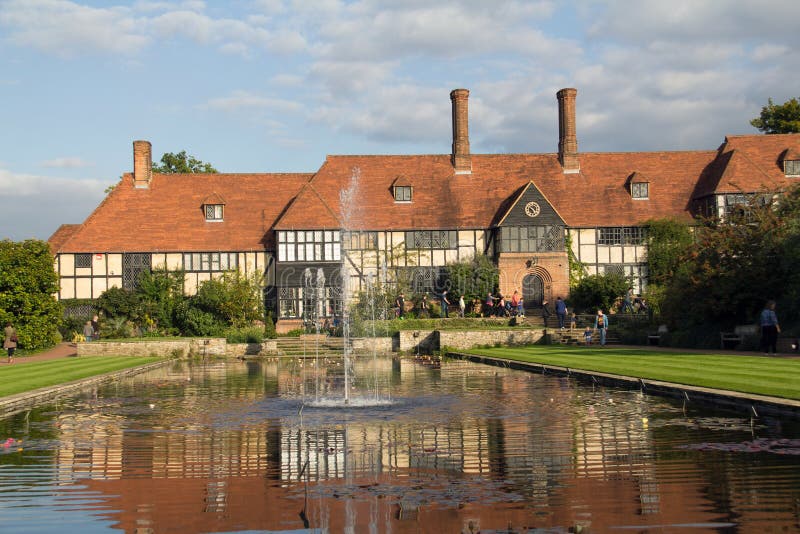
left=720, top=324, right=759, bottom=350
left=648, top=324, right=668, bottom=345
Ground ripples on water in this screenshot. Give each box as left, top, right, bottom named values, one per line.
left=0, top=356, right=799, bottom=533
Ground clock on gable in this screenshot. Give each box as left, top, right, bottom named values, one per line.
left=524, top=201, right=541, bottom=218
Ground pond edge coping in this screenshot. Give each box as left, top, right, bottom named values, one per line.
left=0, top=359, right=173, bottom=416
left=447, top=351, right=800, bottom=420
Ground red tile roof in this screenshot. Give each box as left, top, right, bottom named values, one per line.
left=51, top=172, right=312, bottom=253
left=48, top=133, right=800, bottom=253
left=48, top=224, right=81, bottom=253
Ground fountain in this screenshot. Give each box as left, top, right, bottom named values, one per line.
left=303, top=167, right=392, bottom=408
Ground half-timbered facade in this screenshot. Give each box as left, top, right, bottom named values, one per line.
left=48, top=88, right=800, bottom=330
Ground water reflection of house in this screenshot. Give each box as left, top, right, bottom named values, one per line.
left=46, top=360, right=797, bottom=531
left=48, top=88, right=800, bottom=332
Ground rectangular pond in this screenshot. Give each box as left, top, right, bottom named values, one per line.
left=0, top=355, right=799, bottom=532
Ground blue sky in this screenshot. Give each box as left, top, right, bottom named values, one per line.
left=1, top=0, right=799, bottom=241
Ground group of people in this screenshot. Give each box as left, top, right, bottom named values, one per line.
left=395, top=291, right=467, bottom=319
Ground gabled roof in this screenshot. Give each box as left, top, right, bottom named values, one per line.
left=692, top=133, right=800, bottom=197
left=202, top=192, right=226, bottom=205
left=273, top=181, right=341, bottom=230
left=495, top=181, right=566, bottom=227
left=50, top=172, right=313, bottom=253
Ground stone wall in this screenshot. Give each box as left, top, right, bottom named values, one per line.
left=351, top=337, right=393, bottom=353
left=397, top=329, right=545, bottom=353
left=227, top=340, right=279, bottom=357
left=439, top=329, right=545, bottom=351
left=78, top=338, right=227, bottom=358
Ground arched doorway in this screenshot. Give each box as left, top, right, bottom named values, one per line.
left=522, top=273, right=544, bottom=309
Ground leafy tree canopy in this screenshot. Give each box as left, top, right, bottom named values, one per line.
left=750, top=97, right=800, bottom=134
left=0, top=239, right=63, bottom=349
left=152, top=150, right=218, bottom=173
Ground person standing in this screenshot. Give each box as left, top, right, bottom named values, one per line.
left=484, top=292, right=495, bottom=317
left=541, top=299, right=551, bottom=326
left=458, top=295, right=466, bottom=318
left=760, top=300, right=780, bottom=355
left=91, top=314, right=100, bottom=340
left=555, top=297, right=567, bottom=330
left=419, top=294, right=429, bottom=318
left=594, top=309, right=608, bottom=346
left=4, top=322, right=17, bottom=364
left=83, top=320, right=95, bottom=342
left=395, top=292, right=406, bottom=319
left=440, top=290, right=451, bottom=318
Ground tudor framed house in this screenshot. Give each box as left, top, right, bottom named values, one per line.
left=49, top=88, right=800, bottom=331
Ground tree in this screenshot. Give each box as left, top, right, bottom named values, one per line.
left=750, top=97, right=800, bottom=134
left=660, top=194, right=787, bottom=330
left=644, top=218, right=694, bottom=286
left=444, top=254, right=500, bottom=304
left=152, top=151, right=218, bottom=173
left=569, top=272, right=630, bottom=314
left=0, top=240, right=63, bottom=349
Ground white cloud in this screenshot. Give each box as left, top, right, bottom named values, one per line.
left=751, top=44, right=789, bottom=62
left=0, top=168, right=109, bottom=240
left=0, top=0, right=149, bottom=57
left=40, top=157, right=93, bottom=168
left=204, top=90, right=303, bottom=113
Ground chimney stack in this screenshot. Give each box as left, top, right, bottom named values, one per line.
left=556, top=88, right=580, bottom=173
left=450, top=88, right=472, bottom=174
left=133, top=140, right=152, bottom=188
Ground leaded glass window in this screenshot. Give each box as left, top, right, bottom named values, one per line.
left=631, top=182, right=649, bottom=199
left=598, top=227, right=646, bottom=246
left=405, top=230, right=457, bottom=249
left=205, top=204, right=223, bottom=221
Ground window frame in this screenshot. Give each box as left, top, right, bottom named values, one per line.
left=74, top=253, right=92, bottom=268
left=785, top=160, right=800, bottom=177
left=183, top=252, right=239, bottom=272
left=277, top=230, right=341, bottom=262
left=205, top=204, right=224, bottom=222
left=631, top=182, right=649, bottom=200
left=393, top=186, right=412, bottom=203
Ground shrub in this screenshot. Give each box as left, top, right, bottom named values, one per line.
left=264, top=311, right=278, bottom=339
left=224, top=326, right=264, bottom=343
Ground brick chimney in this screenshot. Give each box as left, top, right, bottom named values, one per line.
left=557, top=88, right=580, bottom=173
left=450, top=88, right=472, bottom=174
left=133, top=140, right=152, bottom=188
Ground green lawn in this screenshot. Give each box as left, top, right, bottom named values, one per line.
left=0, top=356, right=161, bottom=398
left=462, top=345, right=800, bottom=400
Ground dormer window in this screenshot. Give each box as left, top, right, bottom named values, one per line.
left=785, top=160, right=800, bottom=177
left=202, top=192, right=226, bottom=222
left=391, top=176, right=413, bottom=203
left=631, top=182, right=649, bottom=199
left=394, top=185, right=412, bottom=202
left=205, top=204, right=224, bottom=221
left=627, top=172, right=649, bottom=200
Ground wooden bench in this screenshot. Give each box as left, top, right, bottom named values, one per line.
left=720, top=324, right=759, bottom=350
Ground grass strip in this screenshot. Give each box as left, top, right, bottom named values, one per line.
left=0, top=356, right=161, bottom=398
left=462, top=345, right=800, bottom=400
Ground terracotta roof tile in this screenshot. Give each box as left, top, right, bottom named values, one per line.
left=50, top=172, right=312, bottom=253
left=47, top=224, right=81, bottom=253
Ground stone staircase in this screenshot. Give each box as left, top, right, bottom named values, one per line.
left=275, top=335, right=349, bottom=358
